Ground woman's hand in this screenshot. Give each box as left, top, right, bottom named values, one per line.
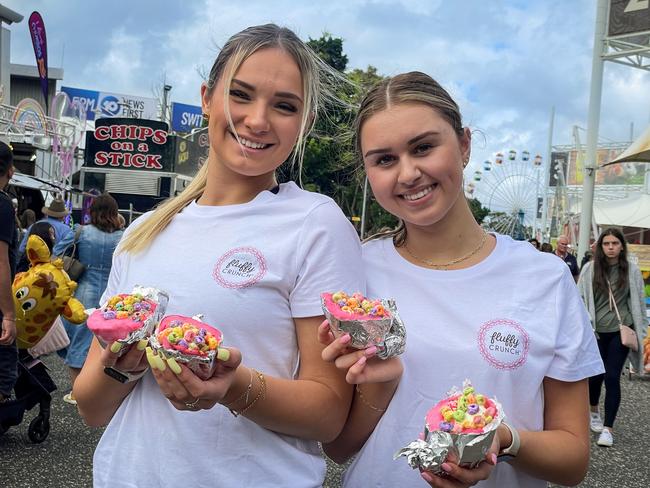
left=318, top=320, right=403, bottom=384
left=420, top=437, right=499, bottom=487
left=100, top=339, right=149, bottom=375
left=147, top=346, right=242, bottom=411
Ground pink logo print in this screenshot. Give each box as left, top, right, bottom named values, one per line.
left=213, top=247, right=267, bottom=289
left=477, top=318, right=530, bottom=370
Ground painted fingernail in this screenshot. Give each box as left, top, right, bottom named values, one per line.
left=154, top=351, right=167, bottom=371
left=145, top=347, right=158, bottom=371
left=155, top=357, right=166, bottom=371
left=137, top=339, right=148, bottom=351
left=217, top=348, right=230, bottom=361
left=490, top=453, right=497, bottom=465
left=110, top=341, right=123, bottom=353
left=365, top=345, right=378, bottom=356
left=356, top=356, right=367, bottom=366
left=441, top=463, right=452, bottom=473
left=340, top=334, right=351, bottom=344
left=166, top=357, right=182, bottom=375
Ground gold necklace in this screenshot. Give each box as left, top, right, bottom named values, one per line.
left=403, top=231, right=489, bottom=269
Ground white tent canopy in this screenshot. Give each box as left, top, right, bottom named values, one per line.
left=593, top=193, right=650, bottom=229
left=9, top=172, right=67, bottom=192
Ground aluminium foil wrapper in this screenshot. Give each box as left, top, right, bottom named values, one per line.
left=97, top=285, right=169, bottom=356
left=321, top=297, right=406, bottom=359
left=149, top=315, right=220, bottom=380
left=394, top=394, right=504, bottom=474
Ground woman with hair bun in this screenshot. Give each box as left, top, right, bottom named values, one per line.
left=320, top=71, right=604, bottom=488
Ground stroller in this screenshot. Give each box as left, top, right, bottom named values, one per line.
left=0, top=348, right=57, bottom=443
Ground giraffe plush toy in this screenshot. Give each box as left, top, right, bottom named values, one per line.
left=13, top=235, right=87, bottom=349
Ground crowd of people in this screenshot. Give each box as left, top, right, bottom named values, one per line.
left=1, top=23, right=648, bottom=488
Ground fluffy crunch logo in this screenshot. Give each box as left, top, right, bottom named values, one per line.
left=477, top=318, right=530, bottom=370
left=213, top=247, right=267, bottom=289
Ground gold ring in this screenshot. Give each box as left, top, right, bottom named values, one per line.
left=184, top=397, right=200, bottom=410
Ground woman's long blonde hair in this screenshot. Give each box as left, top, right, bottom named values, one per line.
left=120, top=24, right=349, bottom=254
left=355, top=72, right=465, bottom=245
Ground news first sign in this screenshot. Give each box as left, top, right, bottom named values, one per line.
left=171, top=102, right=203, bottom=133
left=84, top=118, right=173, bottom=172
left=61, top=86, right=158, bottom=121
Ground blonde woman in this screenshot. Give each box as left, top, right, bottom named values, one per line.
left=75, top=24, right=364, bottom=488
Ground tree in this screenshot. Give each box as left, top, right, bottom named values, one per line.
left=307, top=33, right=348, bottom=72
left=285, top=34, right=395, bottom=236
left=468, top=198, right=490, bottom=224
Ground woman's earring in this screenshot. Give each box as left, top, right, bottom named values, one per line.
left=463, top=157, right=470, bottom=168
left=203, top=112, right=210, bottom=123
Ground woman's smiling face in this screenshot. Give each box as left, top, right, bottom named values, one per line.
left=361, top=103, right=470, bottom=228
left=201, top=47, right=304, bottom=179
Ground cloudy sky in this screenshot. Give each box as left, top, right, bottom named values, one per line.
left=3, top=0, right=649, bottom=179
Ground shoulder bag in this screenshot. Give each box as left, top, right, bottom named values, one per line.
left=607, top=279, right=638, bottom=352
left=62, top=226, right=86, bottom=282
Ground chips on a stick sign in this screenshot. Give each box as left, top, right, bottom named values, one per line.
left=85, top=118, right=173, bottom=172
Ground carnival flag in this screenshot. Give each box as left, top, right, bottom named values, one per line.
left=28, top=11, right=49, bottom=114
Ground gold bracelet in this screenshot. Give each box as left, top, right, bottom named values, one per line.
left=355, top=384, right=387, bottom=413
left=229, top=369, right=266, bottom=417
left=223, top=368, right=253, bottom=408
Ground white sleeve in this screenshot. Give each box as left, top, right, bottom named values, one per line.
left=546, top=266, right=604, bottom=381
left=98, top=213, right=151, bottom=306
left=100, top=246, right=126, bottom=306
left=289, top=201, right=365, bottom=318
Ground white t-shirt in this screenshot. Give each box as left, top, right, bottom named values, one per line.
left=343, top=234, right=604, bottom=488
left=93, top=182, right=365, bottom=488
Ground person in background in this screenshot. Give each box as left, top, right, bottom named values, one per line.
left=18, top=196, right=73, bottom=254
left=577, top=228, right=647, bottom=448
left=554, top=235, right=579, bottom=282
left=540, top=242, right=554, bottom=253
left=527, top=238, right=540, bottom=250
left=20, top=208, right=36, bottom=230
left=15, top=221, right=56, bottom=273
left=54, top=194, right=124, bottom=405
left=18, top=208, right=36, bottom=244
left=0, top=141, right=18, bottom=402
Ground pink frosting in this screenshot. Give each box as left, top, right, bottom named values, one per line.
left=322, top=292, right=390, bottom=321
left=87, top=302, right=157, bottom=343
left=157, top=315, right=223, bottom=354
left=426, top=394, right=497, bottom=435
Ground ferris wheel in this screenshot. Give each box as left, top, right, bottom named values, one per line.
left=466, top=150, right=544, bottom=239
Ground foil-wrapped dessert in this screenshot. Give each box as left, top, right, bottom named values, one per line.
left=87, top=285, right=169, bottom=353
left=321, top=291, right=406, bottom=359
left=395, top=380, right=503, bottom=473
left=149, top=314, right=224, bottom=380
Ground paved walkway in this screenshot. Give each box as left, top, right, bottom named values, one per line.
left=1, top=356, right=648, bottom=487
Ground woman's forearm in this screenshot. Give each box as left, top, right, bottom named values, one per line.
left=221, top=365, right=353, bottom=443
left=509, top=429, right=589, bottom=486
left=74, top=339, right=138, bottom=427
left=507, top=378, right=591, bottom=486
left=323, top=379, right=399, bottom=463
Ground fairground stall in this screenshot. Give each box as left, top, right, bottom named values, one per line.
left=76, top=117, right=207, bottom=223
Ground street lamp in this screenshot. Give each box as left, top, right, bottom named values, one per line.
left=162, top=84, right=172, bottom=125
